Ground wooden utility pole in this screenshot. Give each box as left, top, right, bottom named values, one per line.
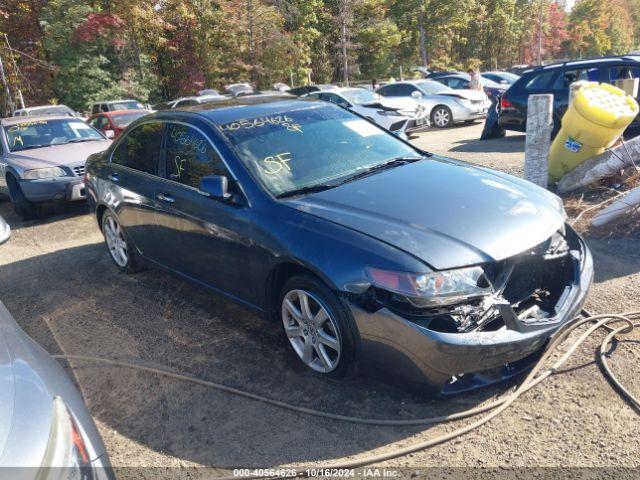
left=339, top=0, right=349, bottom=86
left=0, top=54, right=15, bottom=116
left=524, top=94, right=553, bottom=187
left=4, top=35, right=25, bottom=109
left=536, top=0, right=544, bottom=65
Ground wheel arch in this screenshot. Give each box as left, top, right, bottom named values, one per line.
left=264, top=260, right=338, bottom=322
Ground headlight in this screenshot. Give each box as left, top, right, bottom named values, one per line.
left=38, top=397, right=95, bottom=480
left=455, top=98, right=472, bottom=107
left=23, top=167, right=67, bottom=180
left=366, top=266, right=492, bottom=307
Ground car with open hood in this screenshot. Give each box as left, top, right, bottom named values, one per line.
left=303, top=87, right=429, bottom=138
left=376, top=79, right=490, bottom=128
left=0, top=116, right=111, bottom=219
left=84, top=96, right=593, bottom=394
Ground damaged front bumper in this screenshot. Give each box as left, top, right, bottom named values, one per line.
left=349, top=226, right=593, bottom=394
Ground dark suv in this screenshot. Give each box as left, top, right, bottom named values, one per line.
left=498, top=55, right=640, bottom=134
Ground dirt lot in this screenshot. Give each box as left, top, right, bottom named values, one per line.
left=1, top=121, right=639, bottom=478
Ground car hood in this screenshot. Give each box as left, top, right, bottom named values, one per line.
left=437, top=89, right=487, bottom=102
left=285, top=158, right=565, bottom=270
left=7, top=140, right=111, bottom=170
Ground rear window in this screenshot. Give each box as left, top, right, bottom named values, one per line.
left=553, top=68, right=599, bottom=89
left=109, top=101, right=144, bottom=111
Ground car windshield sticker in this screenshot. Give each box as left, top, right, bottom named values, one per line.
left=343, top=119, right=382, bottom=137
left=218, top=116, right=303, bottom=133
left=172, top=155, right=186, bottom=180
left=8, top=120, right=49, bottom=132
left=169, top=126, right=207, bottom=154
left=262, top=152, right=292, bottom=175
left=564, top=137, right=582, bottom=153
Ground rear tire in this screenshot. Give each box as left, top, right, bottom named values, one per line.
left=6, top=174, right=39, bottom=220
left=101, top=210, right=143, bottom=273
left=279, top=274, right=357, bottom=379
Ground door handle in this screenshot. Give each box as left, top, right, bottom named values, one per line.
left=157, top=193, right=175, bottom=204
left=108, top=173, right=119, bottom=182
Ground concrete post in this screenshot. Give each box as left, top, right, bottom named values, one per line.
left=524, top=94, right=553, bottom=187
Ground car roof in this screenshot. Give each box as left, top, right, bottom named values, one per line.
left=19, top=104, right=71, bottom=111
left=523, top=55, right=640, bottom=74
left=98, top=109, right=149, bottom=117
left=162, top=96, right=321, bottom=125
left=95, top=99, right=140, bottom=104
left=1, top=115, right=82, bottom=125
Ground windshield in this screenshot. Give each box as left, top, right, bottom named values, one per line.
left=111, top=111, right=149, bottom=128
left=415, top=80, right=452, bottom=94
left=341, top=89, right=377, bottom=105
left=110, top=101, right=144, bottom=110
left=218, top=105, right=419, bottom=197
left=4, top=119, right=103, bottom=152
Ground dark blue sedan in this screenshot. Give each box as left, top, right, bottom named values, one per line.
left=84, top=96, right=593, bottom=394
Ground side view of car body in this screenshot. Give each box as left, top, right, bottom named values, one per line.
left=85, top=97, right=592, bottom=394
left=88, top=110, right=152, bottom=139
left=0, top=115, right=111, bottom=219
left=376, top=80, right=490, bottom=128
left=304, top=87, right=429, bottom=138
left=499, top=55, right=640, bottom=134
left=0, top=300, right=113, bottom=478
left=13, top=105, right=80, bottom=118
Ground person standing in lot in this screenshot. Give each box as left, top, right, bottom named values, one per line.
left=468, top=68, right=484, bottom=91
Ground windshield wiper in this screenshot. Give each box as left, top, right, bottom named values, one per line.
left=66, top=138, right=102, bottom=143
left=337, top=156, right=424, bottom=185
left=10, top=144, right=51, bottom=151
left=276, top=183, right=337, bottom=199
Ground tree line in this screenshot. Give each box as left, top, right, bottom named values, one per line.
left=0, top=0, right=638, bottom=112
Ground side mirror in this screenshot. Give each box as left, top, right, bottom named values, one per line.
left=410, top=91, right=423, bottom=99
left=104, top=130, right=115, bottom=139
left=199, top=175, right=232, bottom=201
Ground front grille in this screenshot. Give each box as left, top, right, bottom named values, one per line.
left=73, top=165, right=85, bottom=177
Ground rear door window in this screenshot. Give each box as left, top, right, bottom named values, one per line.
left=111, top=122, right=163, bottom=175
left=609, top=65, right=640, bottom=83
left=553, top=67, right=599, bottom=89
left=377, top=84, right=398, bottom=96
left=164, top=123, right=229, bottom=189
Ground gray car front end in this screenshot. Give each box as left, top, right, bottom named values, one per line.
left=0, top=116, right=111, bottom=205
left=0, top=302, right=112, bottom=479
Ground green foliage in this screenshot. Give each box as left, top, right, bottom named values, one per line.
left=1, top=0, right=639, bottom=110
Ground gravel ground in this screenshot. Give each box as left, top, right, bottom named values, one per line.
left=0, top=121, right=639, bottom=478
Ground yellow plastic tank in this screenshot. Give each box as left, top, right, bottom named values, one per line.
left=548, top=82, right=639, bottom=182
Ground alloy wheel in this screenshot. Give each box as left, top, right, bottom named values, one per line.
left=433, top=108, right=451, bottom=127
left=281, top=289, right=341, bottom=373
left=104, top=216, right=129, bottom=267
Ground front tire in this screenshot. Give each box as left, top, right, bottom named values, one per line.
left=279, top=275, right=356, bottom=379
left=101, top=211, right=142, bottom=273
left=6, top=174, right=39, bottom=220
left=431, top=105, right=453, bottom=128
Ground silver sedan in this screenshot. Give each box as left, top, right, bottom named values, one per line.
left=376, top=80, right=490, bottom=128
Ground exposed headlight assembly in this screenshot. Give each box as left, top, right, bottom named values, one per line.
left=366, top=266, right=492, bottom=308
left=38, top=397, right=95, bottom=480
left=23, top=167, right=67, bottom=180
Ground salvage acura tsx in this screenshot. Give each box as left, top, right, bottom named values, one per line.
left=84, top=96, right=593, bottom=394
